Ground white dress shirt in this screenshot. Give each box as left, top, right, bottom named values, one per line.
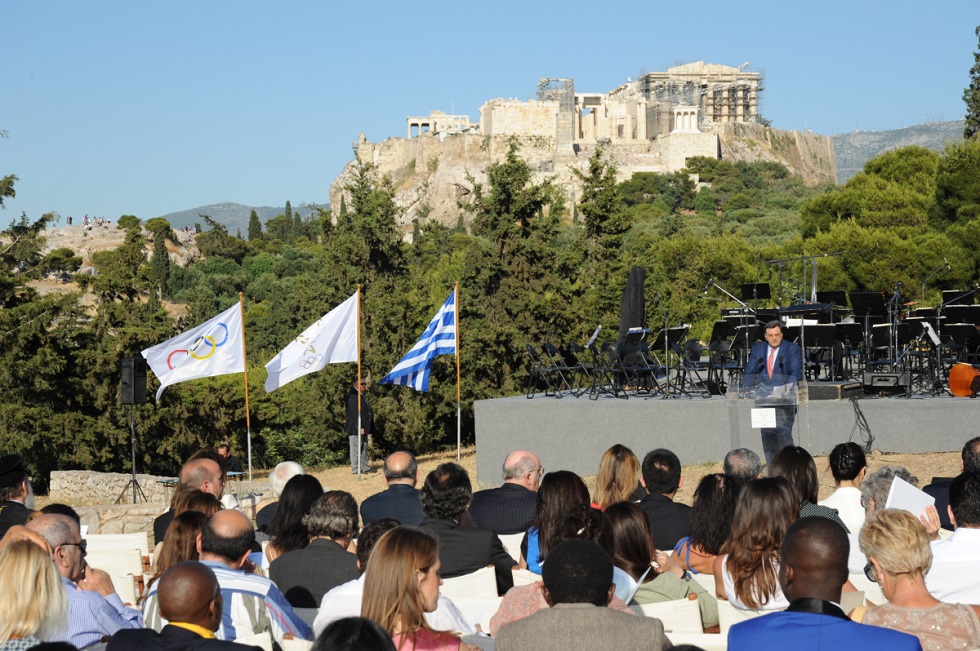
left=819, top=486, right=866, bottom=535
left=925, top=526, right=980, bottom=603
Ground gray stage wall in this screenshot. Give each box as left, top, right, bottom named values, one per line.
left=474, top=394, right=974, bottom=487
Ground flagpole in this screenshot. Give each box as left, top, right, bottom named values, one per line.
left=356, top=285, right=363, bottom=480
left=238, top=292, right=253, bottom=483
left=455, top=283, right=461, bottom=463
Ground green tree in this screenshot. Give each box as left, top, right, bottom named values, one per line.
left=148, top=221, right=171, bottom=299
left=0, top=130, right=15, bottom=208
left=965, top=25, right=980, bottom=140
left=117, top=215, right=141, bottom=230
left=933, top=139, right=980, bottom=224
left=248, top=209, right=262, bottom=241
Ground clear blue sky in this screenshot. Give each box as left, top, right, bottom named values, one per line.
left=2, top=1, right=976, bottom=224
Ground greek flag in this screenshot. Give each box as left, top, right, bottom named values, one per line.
left=378, top=290, right=457, bottom=391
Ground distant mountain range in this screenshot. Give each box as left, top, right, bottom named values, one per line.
left=833, top=120, right=965, bottom=183
left=154, top=202, right=318, bottom=235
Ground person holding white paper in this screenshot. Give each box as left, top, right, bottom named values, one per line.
left=925, top=472, right=980, bottom=603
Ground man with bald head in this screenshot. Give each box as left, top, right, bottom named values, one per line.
left=468, top=449, right=541, bottom=534
left=143, top=510, right=312, bottom=644
left=28, top=513, right=143, bottom=648
left=108, top=562, right=262, bottom=650
left=728, top=516, right=921, bottom=650
left=359, top=451, right=423, bottom=526
left=154, top=456, right=225, bottom=543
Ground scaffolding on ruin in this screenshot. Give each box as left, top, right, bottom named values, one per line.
left=537, top=78, right=575, bottom=113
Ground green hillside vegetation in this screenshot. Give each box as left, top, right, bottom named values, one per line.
left=3, top=138, right=980, bottom=489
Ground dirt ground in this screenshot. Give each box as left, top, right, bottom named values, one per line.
left=295, top=445, right=958, bottom=508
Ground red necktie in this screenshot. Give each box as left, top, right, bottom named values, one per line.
left=767, top=347, right=776, bottom=379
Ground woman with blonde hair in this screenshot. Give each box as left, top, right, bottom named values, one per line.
left=713, top=477, right=797, bottom=611
left=856, top=508, right=980, bottom=650
left=362, top=526, right=474, bottom=651
left=592, top=444, right=644, bottom=510
left=0, top=540, right=68, bottom=648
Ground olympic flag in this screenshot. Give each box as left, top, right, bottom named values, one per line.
left=142, top=303, right=246, bottom=402
left=264, top=292, right=359, bottom=392
left=377, top=289, right=457, bottom=392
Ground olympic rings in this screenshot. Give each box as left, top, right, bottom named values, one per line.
left=165, top=322, right=230, bottom=370
left=299, top=354, right=324, bottom=369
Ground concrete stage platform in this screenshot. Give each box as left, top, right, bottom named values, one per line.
left=474, top=393, right=976, bottom=487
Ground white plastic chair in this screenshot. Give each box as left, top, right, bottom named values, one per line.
left=498, top=533, right=524, bottom=564
left=440, top=566, right=498, bottom=599
left=85, top=532, right=150, bottom=555
left=234, top=632, right=274, bottom=651
left=717, top=599, right=771, bottom=634
left=635, top=597, right=703, bottom=633
left=511, top=568, right=539, bottom=587
left=449, top=595, right=503, bottom=632
left=86, top=548, right=145, bottom=600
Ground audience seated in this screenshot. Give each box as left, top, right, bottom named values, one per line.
left=0, top=454, right=35, bottom=538
left=637, top=448, right=691, bottom=550
left=270, top=490, right=360, bottom=608
left=591, top=444, right=645, bottom=510
left=264, top=474, right=324, bottom=563
left=360, top=452, right=423, bottom=526
left=723, top=448, right=762, bottom=487
left=605, top=501, right=718, bottom=629
left=769, top=446, right=848, bottom=531
left=521, top=470, right=590, bottom=575
left=107, top=561, right=262, bottom=651
left=818, top=442, right=867, bottom=534
left=468, top=450, right=541, bottom=535
left=142, top=510, right=312, bottom=644
left=672, top=473, right=739, bottom=576
left=855, top=508, right=980, bottom=650
left=0, top=540, right=67, bottom=649
left=495, top=539, right=670, bottom=651
left=420, top=463, right=515, bottom=596
left=362, top=526, right=475, bottom=651
left=851, top=466, right=920, bottom=573
left=313, top=617, right=396, bottom=651
left=714, top=477, right=796, bottom=611
left=313, top=518, right=473, bottom=637
left=925, top=471, right=980, bottom=603
left=924, top=437, right=980, bottom=531
left=728, top=516, right=921, bottom=650
left=151, top=490, right=221, bottom=564
left=255, top=461, right=304, bottom=534
left=154, top=458, right=225, bottom=544
left=28, top=513, right=143, bottom=648
left=490, top=503, right=633, bottom=636
left=147, top=511, right=210, bottom=595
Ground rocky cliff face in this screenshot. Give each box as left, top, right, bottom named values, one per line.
left=329, top=126, right=837, bottom=237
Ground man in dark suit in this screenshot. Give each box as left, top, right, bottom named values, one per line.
left=360, top=451, right=423, bottom=526
left=729, top=517, right=921, bottom=650
left=345, top=379, right=372, bottom=474
left=924, top=436, right=980, bottom=531
left=742, top=320, right=804, bottom=465
left=420, top=462, right=516, bottom=595
left=216, top=443, right=243, bottom=474
left=270, top=490, right=360, bottom=608
left=0, top=454, right=34, bottom=539
left=153, top=457, right=224, bottom=543
left=468, top=450, right=541, bottom=535
left=108, top=561, right=263, bottom=651
left=637, top=448, right=691, bottom=551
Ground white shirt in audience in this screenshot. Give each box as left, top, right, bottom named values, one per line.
left=312, top=575, right=475, bottom=637
left=819, top=487, right=866, bottom=534
left=925, top=527, right=980, bottom=603
left=719, top=554, right=789, bottom=611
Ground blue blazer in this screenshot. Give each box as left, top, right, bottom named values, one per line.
left=743, top=339, right=803, bottom=388
left=729, top=608, right=922, bottom=650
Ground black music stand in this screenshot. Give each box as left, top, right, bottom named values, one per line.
left=849, top=292, right=888, bottom=369
left=741, top=283, right=770, bottom=314
left=835, top=322, right=864, bottom=379
left=801, top=323, right=839, bottom=381
left=943, top=290, right=976, bottom=306
left=651, top=325, right=690, bottom=398
left=709, top=320, right=732, bottom=343
left=816, top=291, right=848, bottom=324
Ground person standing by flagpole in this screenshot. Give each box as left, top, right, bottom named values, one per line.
left=344, top=377, right=372, bottom=475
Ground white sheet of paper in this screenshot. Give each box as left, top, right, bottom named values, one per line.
left=884, top=476, right=935, bottom=520
left=751, top=407, right=777, bottom=428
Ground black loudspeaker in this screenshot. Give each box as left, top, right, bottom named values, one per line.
left=120, top=357, right=148, bottom=405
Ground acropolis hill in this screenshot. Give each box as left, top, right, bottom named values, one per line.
left=329, top=62, right=837, bottom=236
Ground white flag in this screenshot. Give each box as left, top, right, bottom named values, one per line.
left=264, top=292, right=359, bottom=392
left=142, top=303, right=246, bottom=402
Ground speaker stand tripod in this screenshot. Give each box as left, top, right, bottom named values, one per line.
left=116, top=405, right=147, bottom=504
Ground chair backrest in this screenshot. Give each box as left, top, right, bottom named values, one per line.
left=692, top=572, right=717, bottom=596
left=498, top=533, right=524, bottom=565
left=635, top=597, right=703, bottom=634
left=717, top=599, right=771, bottom=634
left=235, top=631, right=275, bottom=651
left=86, top=548, right=145, bottom=600
left=511, top=569, right=538, bottom=587
left=86, top=533, right=150, bottom=556
left=440, top=566, right=498, bottom=599
left=448, top=595, right=503, bottom=634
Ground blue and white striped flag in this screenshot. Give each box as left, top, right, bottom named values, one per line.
left=378, top=290, right=457, bottom=391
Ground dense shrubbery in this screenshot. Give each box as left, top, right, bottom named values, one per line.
left=3, top=140, right=980, bottom=487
